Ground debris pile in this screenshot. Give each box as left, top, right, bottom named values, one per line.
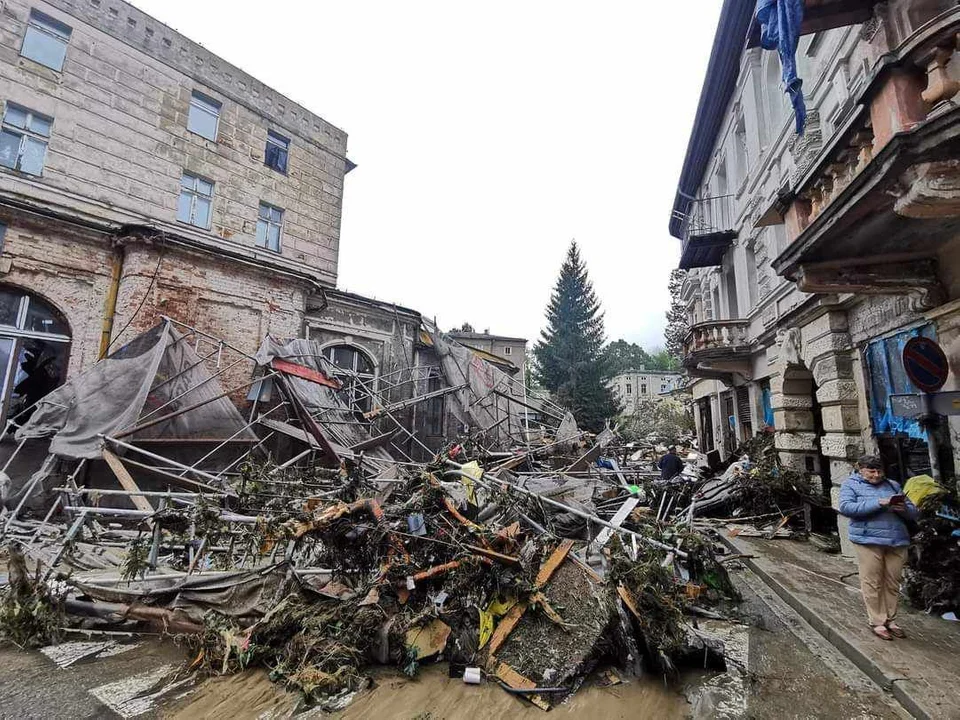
left=0, top=318, right=738, bottom=711
left=903, top=478, right=960, bottom=616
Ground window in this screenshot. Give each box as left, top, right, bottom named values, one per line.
left=503, top=346, right=512, bottom=356
left=0, top=104, right=51, bottom=175
left=323, top=344, right=376, bottom=412
left=177, top=172, right=213, bottom=228
left=661, top=383, right=668, bottom=392
left=255, top=203, right=283, bottom=252
left=187, top=91, right=220, bottom=141
left=265, top=130, right=289, bottom=173
left=625, top=383, right=632, bottom=395
left=20, top=10, right=71, bottom=71
left=641, top=384, right=647, bottom=394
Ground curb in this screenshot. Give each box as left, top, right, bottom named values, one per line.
left=717, top=535, right=931, bottom=720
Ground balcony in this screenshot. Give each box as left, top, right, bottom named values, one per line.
left=675, top=195, right=737, bottom=270
left=683, top=319, right=753, bottom=382
left=770, top=6, right=960, bottom=311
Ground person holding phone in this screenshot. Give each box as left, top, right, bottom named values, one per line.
left=838, top=455, right=919, bottom=640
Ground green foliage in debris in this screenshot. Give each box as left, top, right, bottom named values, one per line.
left=533, top=241, right=619, bottom=431
left=121, top=535, right=150, bottom=583
left=0, top=546, right=65, bottom=648
left=904, top=492, right=960, bottom=614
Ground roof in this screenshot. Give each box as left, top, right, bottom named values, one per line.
left=447, top=331, right=528, bottom=344
left=668, top=0, right=754, bottom=240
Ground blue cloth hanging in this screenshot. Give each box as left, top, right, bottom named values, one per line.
left=756, top=0, right=806, bottom=135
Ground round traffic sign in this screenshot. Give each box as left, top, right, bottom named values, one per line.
left=902, top=337, right=950, bottom=393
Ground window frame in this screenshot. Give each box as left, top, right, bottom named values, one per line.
left=255, top=202, right=284, bottom=253
left=503, top=346, right=512, bottom=356
left=0, top=103, right=52, bottom=176
left=187, top=91, right=221, bottom=142
left=264, top=130, right=289, bottom=174
left=20, top=9, right=72, bottom=72
left=177, top=171, right=214, bottom=229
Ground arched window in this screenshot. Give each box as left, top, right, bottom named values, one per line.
left=0, top=285, right=71, bottom=430
left=322, top=344, right=376, bottom=412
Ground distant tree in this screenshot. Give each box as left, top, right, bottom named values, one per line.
left=602, top=340, right=651, bottom=375
left=533, top=241, right=619, bottom=431
left=453, top=322, right=475, bottom=332
left=618, top=397, right=694, bottom=444
left=647, top=347, right=680, bottom=372
left=664, top=268, right=689, bottom=363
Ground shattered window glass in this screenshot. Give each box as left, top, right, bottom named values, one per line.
left=24, top=296, right=68, bottom=335
left=20, top=10, right=72, bottom=71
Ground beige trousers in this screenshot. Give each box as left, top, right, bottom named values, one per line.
left=854, top=544, right=908, bottom=627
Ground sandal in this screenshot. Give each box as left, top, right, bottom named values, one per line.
left=872, top=625, right=894, bottom=641
left=886, top=622, right=906, bottom=638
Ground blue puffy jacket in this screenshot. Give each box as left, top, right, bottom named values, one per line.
left=838, top=473, right=918, bottom=547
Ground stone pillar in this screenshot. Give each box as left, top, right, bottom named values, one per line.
left=770, top=368, right=819, bottom=472
left=803, top=311, right=863, bottom=558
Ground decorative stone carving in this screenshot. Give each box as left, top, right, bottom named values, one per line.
left=894, top=160, right=960, bottom=219
left=777, top=326, right=802, bottom=366
left=920, top=45, right=960, bottom=110
left=795, top=258, right=946, bottom=312
left=789, top=110, right=823, bottom=184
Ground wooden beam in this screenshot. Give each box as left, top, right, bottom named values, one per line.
left=101, top=449, right=155, bottom=514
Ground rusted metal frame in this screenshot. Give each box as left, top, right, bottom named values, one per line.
left=131, top=356, right=251, bottom=427
left=270, top=358, right=342, bottom=389
left=116, top=371, right=277, bottom=440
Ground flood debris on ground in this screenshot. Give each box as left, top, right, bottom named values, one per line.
left=0, top=318, right=740, bottom=712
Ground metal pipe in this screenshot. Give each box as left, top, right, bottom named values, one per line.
left=98, top=245, right=124, bottom=359
left=441, top=462, right=686, bottom=557
left=101, top=435, right=226, bottom=488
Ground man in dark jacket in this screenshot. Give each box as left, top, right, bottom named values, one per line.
left=658, top=446, right=684, bottom=481
left=838, top=454, right=918, bottom=641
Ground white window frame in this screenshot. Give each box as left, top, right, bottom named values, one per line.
left=20, top=9, right=72, bottom=71
left=0, top=103, right=52, bottom=176
left=187, top=91, right=221, bottom=141
left=256, top=202, right=284, bottom=253
left=177, top=172, right=214, bottom=229
left=503, top=346, right=512, bottom=356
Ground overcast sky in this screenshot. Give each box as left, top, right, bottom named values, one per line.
left=135, top=1, right=722, bottom=350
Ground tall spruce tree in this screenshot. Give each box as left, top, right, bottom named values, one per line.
left=664, top=268, right=689, bottom=363
left=533, top=241, right=618, bottom=431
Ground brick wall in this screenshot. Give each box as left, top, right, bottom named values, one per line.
left=0, top=0, right=346, bottom=285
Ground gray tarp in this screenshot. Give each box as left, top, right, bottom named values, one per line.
left=16, top=322, right=254, bottom=459
left=429, top=331, right=531, bottom=447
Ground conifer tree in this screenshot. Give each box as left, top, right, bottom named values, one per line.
left=533, top=241, right=618, bottom=431
left=664, top=268, right=689, bottom=363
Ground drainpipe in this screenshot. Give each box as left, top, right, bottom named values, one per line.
left=99, top=242, right=125, bottom=360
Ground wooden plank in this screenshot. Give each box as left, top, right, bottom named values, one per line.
left=101, top=450, right=154, bottom=514
left=493, top=663, right=550, bottom=711
left=465, top=545, right=521, bottom=567
left=486, top=601, right=528, bottom=656
left=617, top=584, right=642, bottom=622
left=270, top=358, right=341, bottom=389
left=259, top=418, right=319, bottom=447
left=536, top=539, right=574, bottom=588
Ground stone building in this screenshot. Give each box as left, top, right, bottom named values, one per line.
left=446, top=330, right=527, bottom=378
left=0, top=0, right=350, bottom=428
left=669, top=0, right=960, bottom=501
left=609, top=369, right=683, bottom=414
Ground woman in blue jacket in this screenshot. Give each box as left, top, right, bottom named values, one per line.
left=838, top=455, right=918, bottom=641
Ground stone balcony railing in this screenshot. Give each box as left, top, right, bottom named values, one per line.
left=684, top=319, right=753, bottom=362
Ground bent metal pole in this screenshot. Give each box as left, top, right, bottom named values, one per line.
left=441, top=459, right=687, bottom=558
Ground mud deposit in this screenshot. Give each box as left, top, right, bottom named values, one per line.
left=165, top=663, right=690, bottom=719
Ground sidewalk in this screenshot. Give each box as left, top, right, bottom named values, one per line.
left=721, top=534, right=960, bottom=720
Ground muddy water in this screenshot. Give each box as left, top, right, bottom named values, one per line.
left=165, top=664, right=691, bottom=719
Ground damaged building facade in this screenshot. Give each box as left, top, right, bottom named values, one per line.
left=0, top=0, right=543, bottom=471
left=670, top=0, right=960, bottom=500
